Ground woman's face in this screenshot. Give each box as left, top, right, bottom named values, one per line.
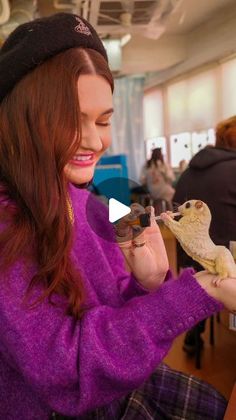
left=64, top=74, right=113, bottom=185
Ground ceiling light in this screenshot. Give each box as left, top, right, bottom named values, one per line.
left=121, top=33, right=131, bottom=47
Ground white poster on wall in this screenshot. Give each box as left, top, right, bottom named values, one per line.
left=170, top=132, right=192, bottom=168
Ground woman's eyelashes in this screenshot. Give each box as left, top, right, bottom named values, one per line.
left=96, top=120, right=111, bottom=127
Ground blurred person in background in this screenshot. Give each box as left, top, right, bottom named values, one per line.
left=173, top=159, right=188, bottom=188
left=140, top=147, right=175, bottom=213
left=179, top=158, right=188, bottom=173
left=173, top=115, right=236, bottom=354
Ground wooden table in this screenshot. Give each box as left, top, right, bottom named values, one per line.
left=159, top=224, right=177, bottom=276
left=223, top=382, right=236, bottom=419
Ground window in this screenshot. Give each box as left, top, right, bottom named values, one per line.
left=167, top=81, right=189, bottom=133
left=188, top=71, right=218, bottom=130
left=167, top=69, right=218, bottom=133
left=143, top=89, right=164, bottom=139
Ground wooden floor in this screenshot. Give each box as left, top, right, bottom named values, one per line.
left=164, top=310, right=236, bottom=400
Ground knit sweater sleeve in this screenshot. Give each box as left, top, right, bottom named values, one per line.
left=0, top=266, right=223, bottom=417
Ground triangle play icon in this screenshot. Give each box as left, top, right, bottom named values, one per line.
left=109, top=198, right=131, bottom=223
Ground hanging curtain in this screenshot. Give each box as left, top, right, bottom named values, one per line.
left=109, top=76, right=145, bottom=182
left=221, top=57, right=236, bottom=119
left=143, top=88, right=164, bottom=139
left=167, top=68, right=218, bottom=134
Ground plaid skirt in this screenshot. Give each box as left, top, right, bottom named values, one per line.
left=51, top=363, right=227, bottom=420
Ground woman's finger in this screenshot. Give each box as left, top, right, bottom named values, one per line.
left=115, top=203, right=145, bottom=239
left=129, top=203, right=145, bottom=219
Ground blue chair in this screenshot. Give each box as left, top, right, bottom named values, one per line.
left=93, top=154, right=130, bottom=205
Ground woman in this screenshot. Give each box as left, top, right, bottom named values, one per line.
left=0, top=13, right=235, bottom=420
left=140, top=148, right=175, bottom=212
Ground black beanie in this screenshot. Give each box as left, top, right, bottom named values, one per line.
left=0, top=12, right=108, bottom=102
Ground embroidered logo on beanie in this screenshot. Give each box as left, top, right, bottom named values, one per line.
left=74, top=17, right=91, bottom=36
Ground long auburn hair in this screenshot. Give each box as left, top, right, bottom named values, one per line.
left=0, top=47, right=114, bottom=319
left=146, top=147, right=164, bottom=168
left=215, top=115, right=236, bottom=150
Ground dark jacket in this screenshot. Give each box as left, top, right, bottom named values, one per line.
left=173, top=147, right=236, bottom=270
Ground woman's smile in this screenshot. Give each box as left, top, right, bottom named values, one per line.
left=69, top=153, right=96, bottom=167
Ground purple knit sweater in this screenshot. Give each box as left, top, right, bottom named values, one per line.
left=0, top=183, right=223, bottom=419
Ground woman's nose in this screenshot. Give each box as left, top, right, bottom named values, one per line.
left=80, top=123, right=103, bottom=152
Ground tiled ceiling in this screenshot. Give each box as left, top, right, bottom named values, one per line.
left=98, top=1, right=157, bottom=25
left=1, top=0, right=235, bottom=43
left=37, top=0, right=236, bottom=37
left=37, top=0, right=177, bottom=39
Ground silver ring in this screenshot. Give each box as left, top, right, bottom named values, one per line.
left=132, top=241, right=146, bottom=248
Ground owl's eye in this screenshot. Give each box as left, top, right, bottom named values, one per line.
left=185, top=202, right=191, bottom=208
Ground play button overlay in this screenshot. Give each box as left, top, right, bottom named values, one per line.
left=109, top=198, right=131, bottom=223
left=85, top=176, right=149, bottom=242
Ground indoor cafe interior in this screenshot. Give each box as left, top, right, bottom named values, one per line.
left=0, top=0, right=236, bottom=419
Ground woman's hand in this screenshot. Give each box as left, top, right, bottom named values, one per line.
left=115, top=204, right=169, bottom=290
left=195, top=271, right=236, bottom=313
